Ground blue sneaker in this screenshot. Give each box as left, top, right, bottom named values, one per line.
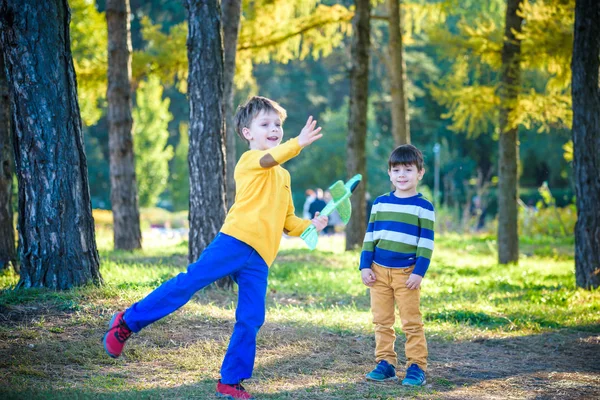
left=366, top=360, right=398, bottom=382
left=402, top=363, right=426, bottom=386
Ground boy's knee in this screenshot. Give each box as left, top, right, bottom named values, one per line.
left=401, top=319, right=424, bottom=332
left=239, top=313, right=265, bottom=329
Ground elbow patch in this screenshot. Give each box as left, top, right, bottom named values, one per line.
left=259, top=154, right=279, bottom=168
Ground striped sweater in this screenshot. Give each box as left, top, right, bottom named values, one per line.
left=360, top=192, right=435, bottom=277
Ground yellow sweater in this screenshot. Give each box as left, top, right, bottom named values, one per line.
left=221, top=137, right=311, bottom=266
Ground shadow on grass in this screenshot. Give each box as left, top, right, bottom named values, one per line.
left=1, top=292, right=599, bottom=400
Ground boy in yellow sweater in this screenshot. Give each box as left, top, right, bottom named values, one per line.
left=103, top=96, right=327, bottom=400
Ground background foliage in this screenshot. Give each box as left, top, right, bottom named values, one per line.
left=71, top=0, right=575, bottom=231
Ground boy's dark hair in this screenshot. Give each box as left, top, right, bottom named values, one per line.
left=234, top=96, right=287, bottom=144
left=388, top=144, right=424, bottom=171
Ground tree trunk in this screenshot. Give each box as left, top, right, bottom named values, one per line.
left=185, top=0, right=227, bottom=277
left=388, top=0, right=410, bottom=145
left=497, top=0, right=523, bottom=265
left=572, top=0, right=600, bottom=289
left=0, top=0, right=101, bottom=289
left=345, top=0, right=370, bottom=251
left=222, top=0, right=241, bottom=211
left=106, top=0, right=142, bottom=250
left=0, top=45, right=16, bottom=272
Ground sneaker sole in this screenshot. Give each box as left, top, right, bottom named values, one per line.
left=402, top=379, right=427, bottom=386
left=366, top=375, right=399, bottom=382
left=215, top=393, right=254, bottom=400
left=102, top=313, right=120, bottom=359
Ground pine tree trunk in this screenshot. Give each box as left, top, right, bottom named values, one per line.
left=388, top=0, right=410, bottom=146
left=572, top=0, right=600, bottom=289
left=497, top=0, right=523, bottom=265
left=0, top=45, right=16, bottom=272
left=106, top=0, right=142, bottom=250
left=185, top=0, right=227, bottom=275
left=222, top=0, right=241, bottom=211
left=345, top=0, right=370, bottom=251
left=0, top=0, right=101, bottom=289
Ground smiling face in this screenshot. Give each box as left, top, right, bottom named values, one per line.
left=242, top=110, right=284, bottom=151
left=388, top=163, right=425, bottom=198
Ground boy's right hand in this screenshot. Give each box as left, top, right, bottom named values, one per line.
left=361, top=268, right=376, bottom=287
left=297, top=116, right=323, bottom=148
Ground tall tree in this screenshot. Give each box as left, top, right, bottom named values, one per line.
left=572, top=0, right=600, bottom=289
left=222, top=0, right=242, bottom=210
left=132, top=76, right=174, bottom=207
left=388, top=0, right=410, bottom=145
left=346, top=0, right=371, bottom=251
left=497, top=0, right=523, bottom=264
left=106, top=0, right=142, bottom=250
left=185, top=0, right=227, bottom=266
left=0, top=0, right=101, bottom=288
left=0, top=47, right=16, bottom=272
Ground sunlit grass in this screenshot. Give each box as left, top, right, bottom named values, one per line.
left=2, top=230, right=597, bottom=336
left=1, top=228, right=598, bottom=399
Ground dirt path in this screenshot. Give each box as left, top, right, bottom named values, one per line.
left=1, top=303, right=599, bottom=399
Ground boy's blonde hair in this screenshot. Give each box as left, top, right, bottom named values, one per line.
left=234, top=96, right=287, bottom=144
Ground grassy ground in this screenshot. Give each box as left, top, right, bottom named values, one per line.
left=0, top=232, right=598, bottom=399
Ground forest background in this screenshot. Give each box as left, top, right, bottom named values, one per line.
left=71, top=0, right=573, bottom=227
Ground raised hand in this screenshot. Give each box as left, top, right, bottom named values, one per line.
left=297, top=116, right=323, bottom=148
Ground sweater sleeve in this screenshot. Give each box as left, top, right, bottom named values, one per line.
left=413, top=205, right=435, bottom=277
left=242, top=138, right=302, bottom=171
left=284, top=189, right=311, bottom=236
left=359, top=201, right=378, bottom=270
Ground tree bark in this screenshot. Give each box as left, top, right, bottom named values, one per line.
left=346, top=0, right=370, bottom=251
left=572, top=0, right=600, bottom=289
left=497, top=0, right=523, bottom=265
left=0, top=45, right=16, bottom=272
left=185, top=0, right=227, bottom=272
left=222, top=0, right=241, bottom=211
left=388, top=0, right=410, bottom=145
left=0, top=0, right=101, bottom=288
left=106, top=0, right=142, bottom=250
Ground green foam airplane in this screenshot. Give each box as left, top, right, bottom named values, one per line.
left=300, top=174, right=362, bottom=250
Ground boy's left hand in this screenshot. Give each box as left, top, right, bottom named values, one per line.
left=406, top=273, right=423, bottom=290
left=297, top=116, right=323, bottom=148
left=311, top=211, right=328, bottom=232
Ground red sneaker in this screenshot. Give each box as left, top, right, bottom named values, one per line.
left=102, top=311, right=132, bottom=358
left=216, top=380, right=255, bottom=399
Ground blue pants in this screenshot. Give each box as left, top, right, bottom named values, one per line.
left=123, top=233, right=269, bottom=384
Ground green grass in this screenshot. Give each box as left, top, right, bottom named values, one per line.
left=0, top=232, right=598, bottom=399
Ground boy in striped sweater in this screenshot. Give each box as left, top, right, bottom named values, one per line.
left=360, top=144, right=435, bottom=386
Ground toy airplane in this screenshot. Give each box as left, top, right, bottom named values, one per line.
left=300, top=174, right=362, bottom=250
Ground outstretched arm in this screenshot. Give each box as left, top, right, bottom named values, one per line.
left=257, top=116, right=323, bottom=169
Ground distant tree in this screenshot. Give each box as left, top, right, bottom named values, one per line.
left=70, top=0, right=108, bottom=126
left=185, top=0, right=228, bottom=284
left=0, top=47, right=16, bottom=272
left=388, top=0, right=411, bottom=145
left=167, top=123, right=190, bottom=211
left=429, top=1, right=573, bottom=221
left=106, top=0, right=142, bottom=250
left=0, top=0, right=101, bottom=288
left=571, top=0, right=600, bottom=289
left=132, top=1, right=352, bottom=93
left=497, top=0, right=523, bottom=264
left=346, top=0, right=371, bottom=251
left=222, top=0, right=242, bottom=209
left=132, top=76, right=174, bottom=207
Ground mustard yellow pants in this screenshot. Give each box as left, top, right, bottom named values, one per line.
left=370, top=262, right=428, bottom=371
